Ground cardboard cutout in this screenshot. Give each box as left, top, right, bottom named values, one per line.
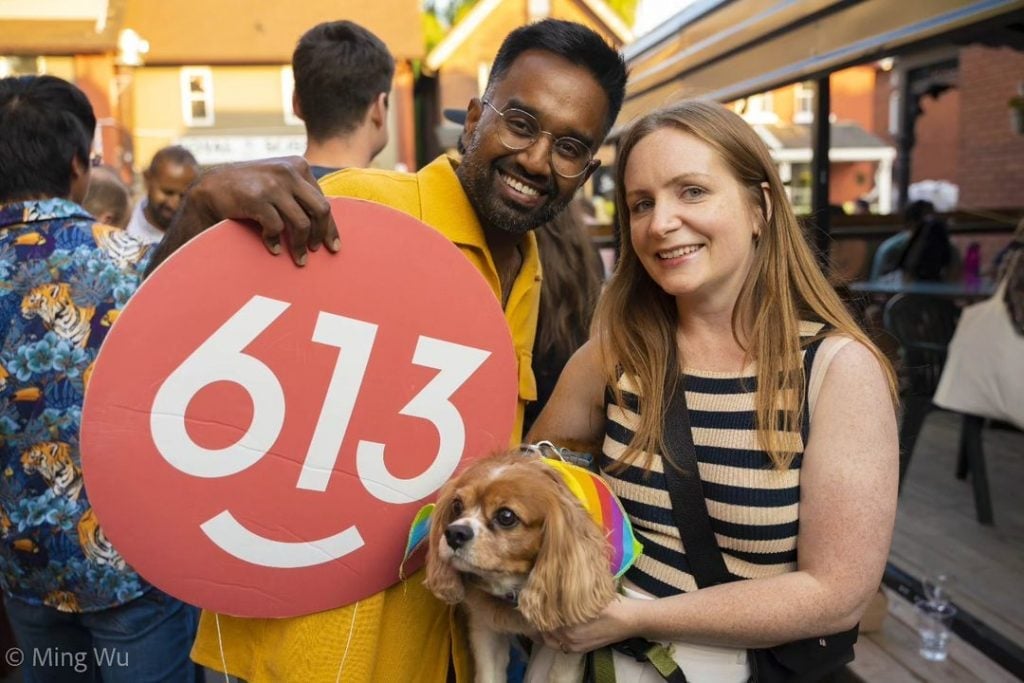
left=81, top=198, right=517, bottom=618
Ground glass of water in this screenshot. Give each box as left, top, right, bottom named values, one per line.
left=915, top=599, right=957, bottom=662
left=922, top=573, right=952, bottom=605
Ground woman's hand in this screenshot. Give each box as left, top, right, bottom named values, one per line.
left=543, top=594, right=642, bottom=654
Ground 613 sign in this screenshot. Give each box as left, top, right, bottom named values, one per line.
left=80, top=199, right=518, bottom=618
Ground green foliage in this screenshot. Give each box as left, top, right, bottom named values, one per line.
left=423, top=0, right=480, bottom=31
left=604, top=0, right=639, bottom=26
left=423, top=11, right=447, bottom=53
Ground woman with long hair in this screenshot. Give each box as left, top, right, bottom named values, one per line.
left=523, top=198, right=605, bottom=433
left=527, top=100, right=899, bottom=681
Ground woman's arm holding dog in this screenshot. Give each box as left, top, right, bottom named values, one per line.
left=547, top=340, right=898, bottom=651
left=526, top=339, right=607, bottom=449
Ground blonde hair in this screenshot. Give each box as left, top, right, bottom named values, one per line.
left=598, top=100, right=897, bottom=470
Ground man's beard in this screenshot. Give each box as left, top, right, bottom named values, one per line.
left=456, top=139, right=571, bottom=236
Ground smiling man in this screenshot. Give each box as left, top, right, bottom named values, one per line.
left=126, top=145, right=199, bottom=244
left=149, top=19, right=627, bottom=683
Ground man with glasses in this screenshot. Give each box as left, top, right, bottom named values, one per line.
left=149, top=19, right=627, bottom=682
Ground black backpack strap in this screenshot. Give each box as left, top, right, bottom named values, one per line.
left=661, top=376, right=732, bottom=588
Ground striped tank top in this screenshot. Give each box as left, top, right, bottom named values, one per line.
left=601, top=324, right=825, bottom=598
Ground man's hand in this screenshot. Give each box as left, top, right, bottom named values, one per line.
left=147, top=156, right=340, bottom=275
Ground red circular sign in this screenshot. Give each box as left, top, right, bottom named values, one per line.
left=80, top=198, right=517, bottom=618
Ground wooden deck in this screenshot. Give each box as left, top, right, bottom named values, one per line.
left=849, top=410, right=1024, bottom=682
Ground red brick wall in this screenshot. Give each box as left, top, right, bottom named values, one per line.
left=831, top=161, right=878, bottom=204
left=831, top=65, right=876, bottom=131
left=912, top=88, right=959, bottom=185
left=957, top=45, right=1024, bottom=209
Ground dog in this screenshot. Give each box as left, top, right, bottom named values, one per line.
left=424, top=449, right=619, bottom=683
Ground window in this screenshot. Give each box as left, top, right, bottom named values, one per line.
left=181, top=67, right=214, bottom=127
left=528, top=0, right=550, bottom=21
left=742, top=92, right=777, bottom=124
left=794, top=82, right=815, bottom=124
left=281, top=68, right=302, bottom=126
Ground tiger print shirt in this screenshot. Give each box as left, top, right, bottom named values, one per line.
left=0, top=198, right=151, bottom=612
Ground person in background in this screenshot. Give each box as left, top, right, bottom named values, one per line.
left=870, top=199, right=959, bottom=282
left=523, top=197, right=604, bottom=434
left=125, top=145, right=199, bottom=245
left=146, top=19, right=627, bottom=683
left=527, top=100, right=898, bottom=681
left=869, top=199, right=931, bottom=281
left=81, top=164, right=132, bottom=229
left=292, top=20, right=394, bottom=176
left=0, top=74, right=198, bottom=682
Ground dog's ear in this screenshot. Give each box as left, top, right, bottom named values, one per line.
left=518, top=472, right=617, bottom=632
left=423, top=481, right=465, bottom=604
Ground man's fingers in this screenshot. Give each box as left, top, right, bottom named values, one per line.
left=288, top=239, right=308, bottom=267
left=250, top=205, right=286, bottom=257
left=291, top=172, right=337, bottom=253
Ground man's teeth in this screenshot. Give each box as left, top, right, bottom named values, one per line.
left=501, top=172, right=539, bottom=197
left=659, top=245, right=702, bottom=259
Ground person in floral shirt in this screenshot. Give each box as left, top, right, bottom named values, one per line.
left=0, top=75, right=198, bottom=681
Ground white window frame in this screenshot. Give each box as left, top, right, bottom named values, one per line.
left=477, top=62, right=491, bottom=97
left=280, top=67, right=303, bottom=126
left=181, top=67, right=214, bottom=127
left=743, top=92, right=777, bottom=125
left=794, top=83, right=815, bottom=124
left=528, top=0, right=550, bottom=21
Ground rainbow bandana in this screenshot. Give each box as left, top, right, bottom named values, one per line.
left=400, top=453, right=642, bottom=579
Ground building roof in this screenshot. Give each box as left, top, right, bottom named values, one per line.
left=761, top=122, right=890, bottom=150
left=755, top=121, right=896, bottom=162
left=0, top=0, right=126, bottom=53
left=0, top=0, right=424, bottom=61
left=122, top=0, right=424, bottom=63
left=424, top=0, right=632, bottom=73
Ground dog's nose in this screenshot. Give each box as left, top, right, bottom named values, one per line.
left=444, top=523, right=474, bottom=550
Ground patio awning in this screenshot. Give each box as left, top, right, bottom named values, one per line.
left=616, top=0, right=1024, bottom=135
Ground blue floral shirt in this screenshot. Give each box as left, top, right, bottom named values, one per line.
left=0, top=198, right=151, bottom=612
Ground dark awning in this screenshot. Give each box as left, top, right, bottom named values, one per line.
left=616, top=0, right=1024, bottom=135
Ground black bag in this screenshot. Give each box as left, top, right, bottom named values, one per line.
left=659, top=342, right=858, bottom=683
left=747, top=631, right=858, bottom=683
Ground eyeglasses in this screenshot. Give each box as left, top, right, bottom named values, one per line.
left=482, top=100, right=594, bottom=178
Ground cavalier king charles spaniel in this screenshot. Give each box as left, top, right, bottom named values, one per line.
left=424, top=450, right=617, bottom=683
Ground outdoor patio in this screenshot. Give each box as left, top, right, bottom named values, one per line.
left=849, top=409, right=1024, bottom=682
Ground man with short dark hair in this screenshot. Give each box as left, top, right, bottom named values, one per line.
left=82, top=164, right=132, bottom=228
left=292, top=20, right=395, bottom=176
left=151, top=19, right=628, bottom=682
left=125, top=145, right=199, bottom=244
left=0, top=74, right=198, bottom=681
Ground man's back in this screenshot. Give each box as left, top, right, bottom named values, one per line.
left=0, top=197, right=151, bottom=611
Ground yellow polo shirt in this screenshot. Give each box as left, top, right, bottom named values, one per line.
left=190, top=155, right=540, bottom=682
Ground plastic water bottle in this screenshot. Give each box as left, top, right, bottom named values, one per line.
left=964, top=242, right=981, bottom=285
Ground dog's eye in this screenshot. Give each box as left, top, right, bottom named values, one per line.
left=451, top=498, right=463, bottom=517
left=494, top=508, right=518, bottom=528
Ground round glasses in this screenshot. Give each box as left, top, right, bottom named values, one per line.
left=482, top=100, right=594, bottom=179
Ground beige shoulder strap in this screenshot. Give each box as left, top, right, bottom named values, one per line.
left=808, top=336, right=854, bottom=419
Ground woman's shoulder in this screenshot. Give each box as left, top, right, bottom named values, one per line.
left=807, top=333, right=892, bottom=416
left=815, top=334, right=890, bottom=393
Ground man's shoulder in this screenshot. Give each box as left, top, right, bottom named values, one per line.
left=319, top=167, right=420, bottom=207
